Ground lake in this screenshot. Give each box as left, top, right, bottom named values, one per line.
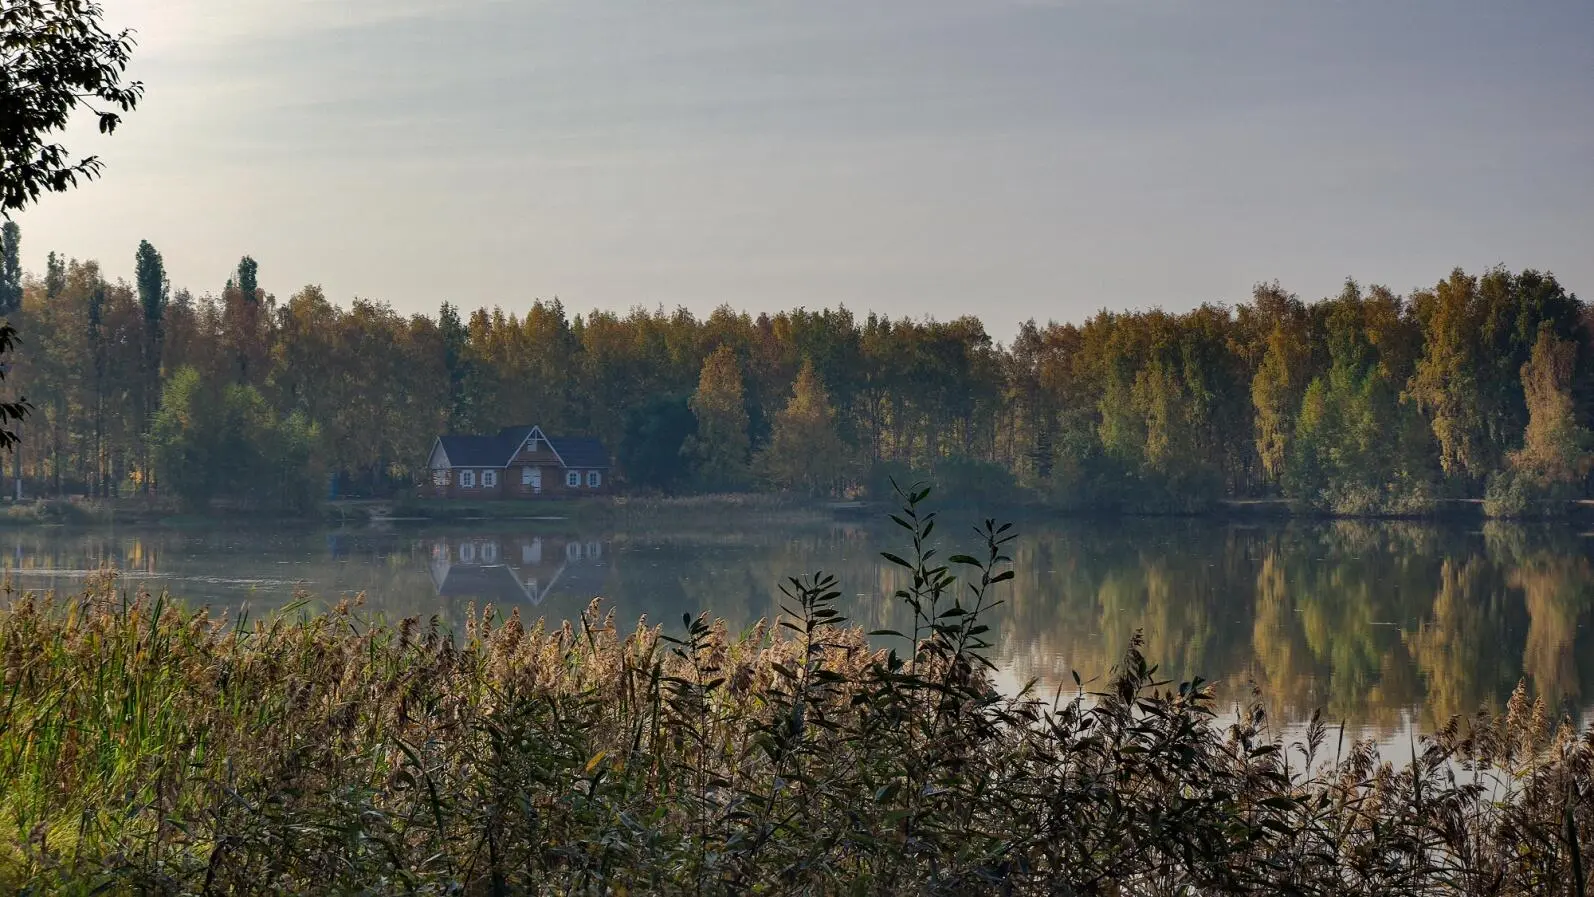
left=2, top=513, right=1590, bottom=738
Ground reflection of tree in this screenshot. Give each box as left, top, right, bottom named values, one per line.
left=1406, top=556, right=1524, bottom=725
left=1246, top=523, right=1433, bottom=730
left=1250, top=548, right=1329, bottom=719
left=1486, top=523, right=1593, bottom=715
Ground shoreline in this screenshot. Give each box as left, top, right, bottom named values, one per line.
left=3, top=491, right=1594, bottom=529
left=2, top=491, right=1593, bottom=529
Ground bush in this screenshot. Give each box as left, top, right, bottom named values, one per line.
left=1484, top=471, right=1571, bottom=519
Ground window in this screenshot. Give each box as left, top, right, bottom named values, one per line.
left=460, top=470, right=476, bottom=488
left=483, top=470, right=498, bottom=487
left=566, top=470, right=581, bottom=488
left=432, top=468, right=450, bottom=486
left=521, top=467, right=534, bottom=485
left=587, top=470, right=602, bottom=487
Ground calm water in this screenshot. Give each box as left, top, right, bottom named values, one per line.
left=3, top=515, right=1591, bottom=736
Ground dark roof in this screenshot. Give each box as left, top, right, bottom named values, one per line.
left=548, top=436, right=610, bottom=469
left=437, top=426, right=610, bottom=469
left=439, top=434, right=513, bottom=467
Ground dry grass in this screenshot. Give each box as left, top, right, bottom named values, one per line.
left=1, top=489, right=1593, bottom=895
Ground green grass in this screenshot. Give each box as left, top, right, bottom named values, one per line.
left=1, top=489, right=1593, bottom=894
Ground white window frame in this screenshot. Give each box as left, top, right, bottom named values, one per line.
left=566, top=470, right=581, bottom=488
left=460, top=470, right=476, bottom=488
left=521, top=466, right=534, bottom=486
left=432, top=468, right=450, bottom=486
left=587, top=470, right=601, bottom=487
left=483, top=469, right=498, bottom=488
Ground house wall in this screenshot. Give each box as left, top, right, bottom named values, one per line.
left=423, top=467, right=506, bottom=499
left=422, top=465, right=612, bottom=499
left=511, top=464, right=611, bottom=497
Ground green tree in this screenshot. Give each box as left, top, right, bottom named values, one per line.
left=0, top=0, right=142, bottom=213
left=135, top=240, right=166, bottom=340
left=437, top=301, right=478, bottom=431
left=685, top=344, right=751, bottom=489
left=133, top=239, right=167, bottom=490
left=222, top=255, right=269, bottom=384
left=618, top=394, right=697, bottom=492
left=0, top=221, right=21, bottom=315
left=44, top=250, right=63, bottom=300
left=150, top=366, right=324, bottom=510
left=757, top=358, right=847, bottom=495
left=1249, top=285, right=1310, bottom=485
left=148, top=366, right=216, bottom=508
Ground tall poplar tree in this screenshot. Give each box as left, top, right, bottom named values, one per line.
left=223, top=255, right=269, bottom=384
left=44, top=251, right=64, bottom=301
left=134, top=240, right=168, bottom=490
left=0, top=222, right=21, bottom=316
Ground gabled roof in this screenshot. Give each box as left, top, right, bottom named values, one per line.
left=432, top=425, right=610, bottom=469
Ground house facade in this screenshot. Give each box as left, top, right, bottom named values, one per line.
left=424, top=425, right=612, bottom=499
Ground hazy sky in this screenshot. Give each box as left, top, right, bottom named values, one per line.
left=15, top=0, right=1593, bottom=341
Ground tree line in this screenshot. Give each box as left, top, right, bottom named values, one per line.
left=0, top=225, right=1587, bottom=513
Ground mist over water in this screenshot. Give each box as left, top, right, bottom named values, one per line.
left=3, top=516, right=1590, bottom=738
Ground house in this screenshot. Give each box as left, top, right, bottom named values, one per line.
left=424, top=425, right=611, bottom=499
left=427, top=535, right=610, bottom=606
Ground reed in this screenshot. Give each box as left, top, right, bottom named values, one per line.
left=0, top=486, right=1591, bottom=895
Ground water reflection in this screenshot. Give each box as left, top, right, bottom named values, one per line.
left=0, top=518, right=1590, bottom=734
left=428, top=535, right=607, bottom=605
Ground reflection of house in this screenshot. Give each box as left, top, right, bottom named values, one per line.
left=428, top=535, right=609, bottom=606
left=424, top=425, right=611, bottom=499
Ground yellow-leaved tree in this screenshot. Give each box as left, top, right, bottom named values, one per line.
left=685, top=344, right=751, bottom=490
left=757, top=358, right=846, bottom=496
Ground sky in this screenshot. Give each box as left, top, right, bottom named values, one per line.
left=14, top=0, right=1594, bottom=342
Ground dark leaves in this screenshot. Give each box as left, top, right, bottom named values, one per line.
left=0, top=0, right=144, bottom=213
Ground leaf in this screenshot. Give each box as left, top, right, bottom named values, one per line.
left=880, top=552, right=913, bottom=570
left=585, top=750, right=607, bottom=774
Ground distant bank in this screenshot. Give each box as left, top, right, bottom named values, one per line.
left=4, top=491, right=1593, bottom=529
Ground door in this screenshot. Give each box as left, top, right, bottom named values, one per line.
left=530, top=467, right=542, bottom=495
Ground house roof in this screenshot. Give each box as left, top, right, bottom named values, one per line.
left=548, top=437, right=610, bottom=469
left=437, top=434, right=515, bottom=467
left=434, top=563, right=536, bottom=604
left=433, top=426, right=610, bottom=469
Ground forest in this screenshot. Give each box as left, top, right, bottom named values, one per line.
left=0, top=222, right=1588, bottom=514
